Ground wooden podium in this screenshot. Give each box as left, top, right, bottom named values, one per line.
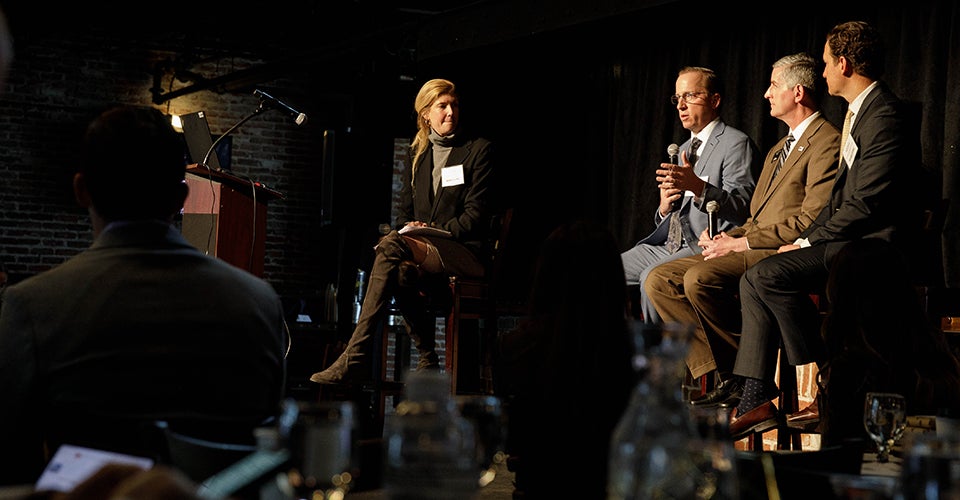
left=181, top=164, right=284, bottom=277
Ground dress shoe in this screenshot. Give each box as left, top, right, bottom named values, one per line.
left=690, top=378, right=742, bottom=408
left=786, top=397, right=820, bottom=431
left=729, top=401, right=780, bottom=440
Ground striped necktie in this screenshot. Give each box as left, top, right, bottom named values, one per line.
left=688, top=137, right=702, bottom=166
left=771, top=133, right=794, bottom=182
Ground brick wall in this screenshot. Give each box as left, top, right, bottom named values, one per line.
left=390, top=138, right=410, bottom=227
left=0, top=30, right=402, bottom=304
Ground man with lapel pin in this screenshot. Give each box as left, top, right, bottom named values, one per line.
left=645, top=53, right=839, bottom=408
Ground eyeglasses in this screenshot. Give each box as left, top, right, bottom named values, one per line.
left=670, top=91, right=708, bottom=105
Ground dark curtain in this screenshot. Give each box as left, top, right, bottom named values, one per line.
left=422, top=0, right=960, bottom=292
left=605, top=2, right=959, bottom=287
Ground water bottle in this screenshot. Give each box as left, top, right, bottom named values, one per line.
left=607, top=321, right=739, bottom=499
left=383, top=371, right=479, bottom=500
left=323, top=283, right=338, bottom=323
left=352, top=269, right=367, bottom=325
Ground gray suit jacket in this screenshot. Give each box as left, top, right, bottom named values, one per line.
left=635, top=120, right=759, bottom=250
left=0, top=221, right=287, bottom=484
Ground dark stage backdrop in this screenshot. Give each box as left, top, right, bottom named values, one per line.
left=0, top=0, right=957, bottom=308
left=416, top=0, right=960, bottom=291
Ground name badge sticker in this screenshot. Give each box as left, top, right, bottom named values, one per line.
left=441, top=164, right=465, bottom=187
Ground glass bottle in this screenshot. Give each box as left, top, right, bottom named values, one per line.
left=383, top=370, right=479, bottom=500
left=607, top=321, right=739, bottom=499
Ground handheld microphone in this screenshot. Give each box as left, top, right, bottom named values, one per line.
left=706, top=200, right=719, bottom=238
left=254, top=89, right=308, bottom=126
left=667, top=143, right=681, bottom=211
left=667, top=143, right=680, bottom=164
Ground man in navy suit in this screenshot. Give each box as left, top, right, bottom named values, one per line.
left=622, top=66, right=760, bottom=324
left=0, top=105, right=288, bottom=484
left=729, top=21, right=920, bottom=439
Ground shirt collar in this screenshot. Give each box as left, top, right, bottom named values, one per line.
left=847, top=81, right=879, bottom=125
left=790, top=111, right=821, bottom=141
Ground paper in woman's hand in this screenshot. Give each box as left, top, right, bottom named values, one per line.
left=398, top=225, right=452, bottom=238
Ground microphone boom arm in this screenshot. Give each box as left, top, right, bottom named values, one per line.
left=201, top=104, right=268, bottom=171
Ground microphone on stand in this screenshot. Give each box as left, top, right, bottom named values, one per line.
left=706, top=200, right=719, bottom=239
left=254, top=89, right=308, bottom=126
left=201, top=90, right=309, bottom=171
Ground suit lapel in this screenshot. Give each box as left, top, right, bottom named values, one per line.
left=755, top=116, right=830, bottom=215
left=694, top=122, right=722, bottom=175
left=764, top=116, right=825, bottom=196
left=841, top=84, right=881, bottom=170
left=413, top=150, right=436, bottom=209
left=759, top=135, right=788, bottom=196
left=430, top=140, right=470, bottom=214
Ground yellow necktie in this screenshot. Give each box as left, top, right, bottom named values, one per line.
left=840, top=109, right=853, bottom=166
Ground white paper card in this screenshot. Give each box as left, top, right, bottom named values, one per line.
left=35, top=444, right=153, bottom=493
left=842, top=137, right=858, bottom=168
left=441, top=164, right=464, bottom=187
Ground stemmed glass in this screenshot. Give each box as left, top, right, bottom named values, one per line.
left=863, top=392, right=908, bottom=463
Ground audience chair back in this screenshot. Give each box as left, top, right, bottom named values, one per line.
left=153, top=420, right=260, bottom=485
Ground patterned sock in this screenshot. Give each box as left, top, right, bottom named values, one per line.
left=737, top=377, right=774, bottom=414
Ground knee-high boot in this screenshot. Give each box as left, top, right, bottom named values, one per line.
left=310, top=232, right=409, bottom=384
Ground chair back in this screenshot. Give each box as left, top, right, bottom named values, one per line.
left=154, top=420, right=259, bottom=483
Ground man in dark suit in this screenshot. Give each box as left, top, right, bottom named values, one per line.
left=645, top=53, right=839, bottom=404
left=728, top=21, right=919, bottom=439
left=0, top=105, right=288, bottom=484
left=621, top=66, right=759, bottom=324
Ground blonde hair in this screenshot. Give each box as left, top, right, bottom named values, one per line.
left=410, top=78, right=457, bottom=167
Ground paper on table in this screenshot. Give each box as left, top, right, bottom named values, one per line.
left=35, top=444, right=153, bottom=493
left=398, top=225, right=452, bottom=238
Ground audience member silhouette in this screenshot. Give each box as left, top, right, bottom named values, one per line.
left=0, top=105, right=288, bottom=485
left=497, top=219, right=636, bottom=499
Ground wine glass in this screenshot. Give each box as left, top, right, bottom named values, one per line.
left=863, top=392, right=908, bottom=463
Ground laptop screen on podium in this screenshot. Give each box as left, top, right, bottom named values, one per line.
left=180, top=110, right=230, bottom=171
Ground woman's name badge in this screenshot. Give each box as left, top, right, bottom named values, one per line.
left=441, top=164, right=465, bottom=187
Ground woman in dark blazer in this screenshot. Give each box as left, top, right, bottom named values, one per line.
left=311, top=78, right=497, bottom=384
